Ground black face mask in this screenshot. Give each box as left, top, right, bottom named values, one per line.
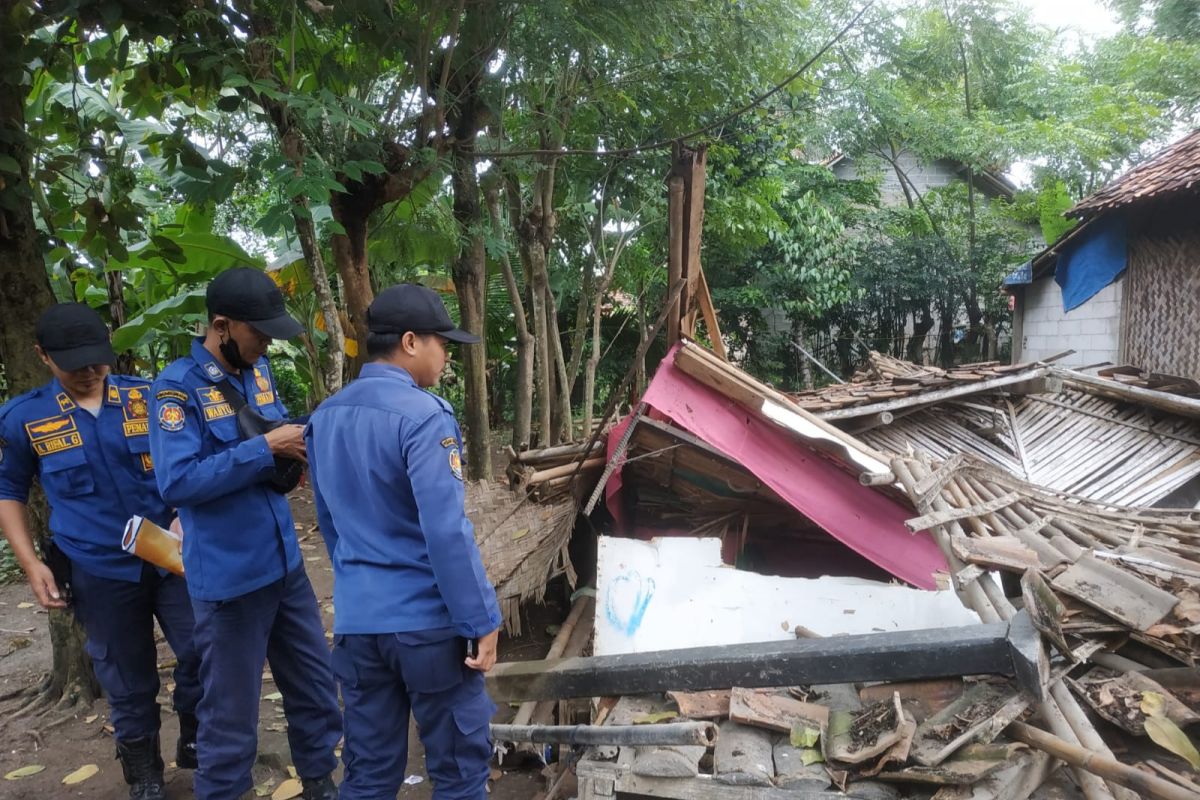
left=219, top=332, right=255, bottom=371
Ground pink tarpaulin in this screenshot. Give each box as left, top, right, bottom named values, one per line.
left=606, top=348, right=947, bottom=589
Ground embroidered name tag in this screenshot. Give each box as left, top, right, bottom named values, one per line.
left=25, top=415, right=82, bottom=457
left=195, top=386, right=234, bottom=421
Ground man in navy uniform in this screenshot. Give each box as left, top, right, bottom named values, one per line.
left=305, top=284, right=501, bottom=800
left=148, top=268, right=341, bottom=800
left=0, top=303, right=201, bottom=800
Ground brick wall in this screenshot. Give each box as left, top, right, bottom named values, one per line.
left=1018, top=275, right=1123, bottom=367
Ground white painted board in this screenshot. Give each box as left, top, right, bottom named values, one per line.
left=595, top=536, right=981, bottom=656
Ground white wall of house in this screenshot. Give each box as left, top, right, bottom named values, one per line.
left=1019, top=275, right=1123, bottom=367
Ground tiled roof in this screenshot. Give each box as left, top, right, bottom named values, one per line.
left=1068, top=128, right=1200, bottom=219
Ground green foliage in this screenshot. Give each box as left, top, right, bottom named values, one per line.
left=1036, top=182, right=1078, bottom=245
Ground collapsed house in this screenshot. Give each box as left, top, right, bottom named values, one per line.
left=485, top=340, right=1200, bottom=800
left=477, top=142, right=1200, bottom=799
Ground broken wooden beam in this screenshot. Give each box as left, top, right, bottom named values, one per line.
left=486, top=613, right=1044, bottom=703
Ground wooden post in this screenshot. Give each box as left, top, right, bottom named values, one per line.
left=666, top=174, right=685, bottom=348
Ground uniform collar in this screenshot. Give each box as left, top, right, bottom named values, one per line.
left=48, top=377, right=79, bottom=413
left=190, top=337, right=234, bottom=383
left=104, top=376, right=124, bottom=406
left=359, top=362, right=418, bottom=387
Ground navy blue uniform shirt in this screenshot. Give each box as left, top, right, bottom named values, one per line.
left=149, top=338, right=302, bottom=601
left=305, top=362, right=501, bottom=637
left=0, top=375, right=172, bottom=582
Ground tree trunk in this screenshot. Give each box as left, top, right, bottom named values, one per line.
left=545, top=286, right=573, bottom=443
left=293, top=208, right=344, bottom=397
left=906, top=305, right=935, bottom=364
left=489, top=180, right=533, bottom=450
left=330, top=203, right=376, bottom=376
left=796, top=327, right=814, bottom=390
left=450, top=138, right=492, bottom=480
left=526, top=240, right=552, bottom=447
left=0, top=68, right=98, bottom=708
left=634, top=279, right=648, bottom=399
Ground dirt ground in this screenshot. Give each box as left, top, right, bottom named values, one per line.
left=0, top=488, right=555, bottom=799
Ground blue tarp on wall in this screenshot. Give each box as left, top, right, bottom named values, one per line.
left=1054, top=217, right=1128, bottom=312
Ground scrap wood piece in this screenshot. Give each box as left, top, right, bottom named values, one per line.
left=713, top=719, right=774, bottom=787
left=905, top=493, right=1022, bottom=533
left=1051, top=553, right=1181, bottom=632
left=729, top=686, right=829, bottom=734
left=667, top=689, right=730, bottom=720
left=929, top=749, right=1055, bottom=800
left=1006, top=721, right=1200, bottom=800
left=876, top=742, right=1023, bottom=785
left=951, top=536, right=1043, bottom=573
left=1021, top=569, right=1073, bottom=661
left=911, top=682, right=1032, bottom=768
left=1070, top=668, right=1200, bottom=735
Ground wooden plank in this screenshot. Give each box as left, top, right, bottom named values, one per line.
left=815, top=368, right=1050, bottom=421
left=728, top=687, right=829, bottom=734
left=1060, top=369, right=1200, bottom=420
left=693, top=265, right=726, bottom=361
left=666, top=174, right=684, bottom=346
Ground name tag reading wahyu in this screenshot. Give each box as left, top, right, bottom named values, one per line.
left=196, top=386, right=235, bottom=421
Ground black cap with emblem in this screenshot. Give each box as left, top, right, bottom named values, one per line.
left=206, top=267, right=304, bottom=340
left=367, top=283, right=480, bottom=344
left=35, top=303, right=116, bottom=371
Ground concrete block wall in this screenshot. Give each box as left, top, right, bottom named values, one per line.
left=1018, top=275, right=1123, bottom=367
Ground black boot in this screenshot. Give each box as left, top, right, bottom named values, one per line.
left=301, top=773, right=338, bottom=800
left=176, top=711, right=199, bottom=769
left=115, top=736, right=166, bottom=800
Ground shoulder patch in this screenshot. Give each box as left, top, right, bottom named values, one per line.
left=448, top=446, right=463, bottom=481
left=157, top=389, right=188, bottom=404
left=107, top=384, right=122, bottom=405
left=55, top=392, right=76, bottom=413
left=158, top=402, right=186, bottom=432
left=440, top=436, right=457, bottom=449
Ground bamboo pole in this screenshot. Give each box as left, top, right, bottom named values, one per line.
left=1007, top=723, right=1200, bottom=800
left=892, top=457, right=1123, bottom=800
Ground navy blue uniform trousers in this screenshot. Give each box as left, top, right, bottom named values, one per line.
left=332, top=633, right=496, bottom=800
left=71, top=561, right=201, bottom=742
left=190, top=568, right=342, bottom=800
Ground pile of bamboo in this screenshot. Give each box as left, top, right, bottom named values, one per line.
left=506, top=440, right=606, bottom=501
left=877, top=452, right=1200, bottom=800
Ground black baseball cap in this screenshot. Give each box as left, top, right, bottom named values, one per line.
left=206, top=267, right=303, bottom=340
left=367, top=284, right=480, bottom=344
left=35, top=303, right=116, bottom=371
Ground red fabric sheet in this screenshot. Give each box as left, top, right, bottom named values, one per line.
left=606, top=348, right=947, bottom=589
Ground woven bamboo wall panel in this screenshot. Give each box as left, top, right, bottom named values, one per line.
left=1123, top=231, right=1200, bottom=379
left=466, top=480, right=577, bottom=637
